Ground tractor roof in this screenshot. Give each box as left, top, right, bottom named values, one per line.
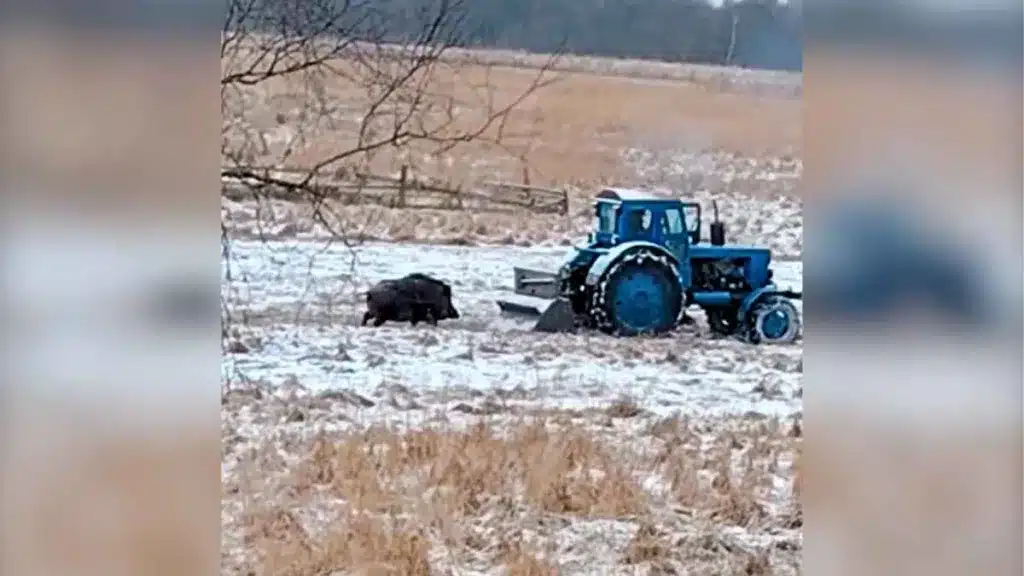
left=596, top=187, right=679, bottom=204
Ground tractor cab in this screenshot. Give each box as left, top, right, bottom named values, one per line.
left=590, top=188, right=703, bottom=255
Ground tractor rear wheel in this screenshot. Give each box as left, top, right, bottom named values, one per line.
left=589, top=249, right=683, bottom=336
left=746, top=296, right=801, bottom=344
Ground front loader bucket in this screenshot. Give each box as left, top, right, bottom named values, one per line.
left=496, top=295, right=576, bottom=333
left=496, top=266, right=575, bottom=332
left=496, top=298, right=543, bottom=316
left=511, top=267, right=560, bottom=299
left=533, top=297, right=575, bottom=333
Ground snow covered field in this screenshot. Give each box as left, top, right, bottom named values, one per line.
left=222, top=240, right=803, bottom=418
left=220, top=239, right=804, bottom=575
left=219, top=54, right=805, bottom=574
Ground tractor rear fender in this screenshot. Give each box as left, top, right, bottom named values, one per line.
left=584, top=241, right=680, bottom=288
left=738, top=285, right=803, bottom=322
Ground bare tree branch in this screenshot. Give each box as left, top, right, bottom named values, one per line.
left=220, top=0, right=561, bottom=355
left=221, top=0, right=561, bottom=240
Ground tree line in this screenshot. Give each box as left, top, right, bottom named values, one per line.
left=240, top=0, right=802, bottom=72
left=458, top=0, right=802, bottom=71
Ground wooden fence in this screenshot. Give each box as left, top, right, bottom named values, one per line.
left=222, top=165, right=568, bottom=215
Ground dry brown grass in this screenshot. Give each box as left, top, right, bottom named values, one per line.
left=621, top=522, right=673, bottom=566
left=222, top=390, right=803, bottom=575
left=229, top=57, right=801, bottom=192
left=427, top=46, right=801, bottom=96
left=503, top=548, right=559, bottom=576
left=247, top=509, right=433, bottom=576
left=289, top=421, right=650, bottom=519
left=223, top=46, right=804, bottom=248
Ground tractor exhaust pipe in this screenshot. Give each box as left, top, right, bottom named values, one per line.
left=710, top=200, right=726, bottom=246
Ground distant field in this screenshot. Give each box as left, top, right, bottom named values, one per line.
left=226, top=51, right=802, bottom=187
left=230, top=36, right=803, bottom=97
left=222, top=42, right=803, bottom=246
left=439, top=45, right=801, bottom=87
left=341, top=43, right=803, bottom=97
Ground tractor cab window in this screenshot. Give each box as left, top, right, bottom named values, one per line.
left=662, top=208, right=687, bottom=235
left=624, top=209, right=652, bottom=235
left=682, top=205, right=700, bottom=234
left=594, top=202, right=618, bottom=233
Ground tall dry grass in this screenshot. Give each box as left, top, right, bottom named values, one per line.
left=222, top=389, right=803, bottom=575
left=226, top=58, right=801, bottom=191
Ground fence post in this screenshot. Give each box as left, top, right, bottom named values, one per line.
left=398, top=165, right=408, bottom=208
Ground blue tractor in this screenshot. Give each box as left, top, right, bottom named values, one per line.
left=495, top=188, right=803, bottom=344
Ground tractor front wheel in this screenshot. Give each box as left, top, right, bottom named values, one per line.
left=589, top=249, right=683, bottom=336
left=746, top=296, right=801, bottom=344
